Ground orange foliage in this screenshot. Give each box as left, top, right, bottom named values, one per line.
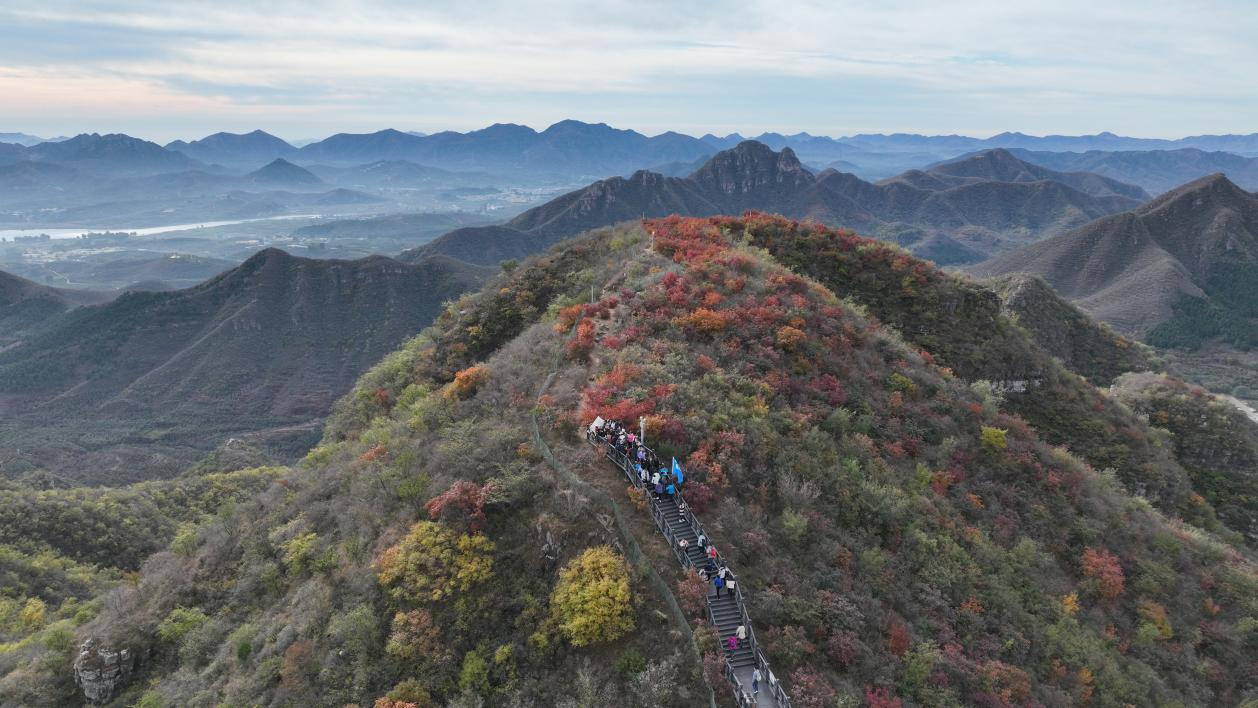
left=1081, top=547, right=1125, bottom=599
left=356, top=443, right=388, bottom=466
left=675, top=308, right=729, bottom=334
left=443, top=364, right=490, bottom=401
left=775, top=325, right=807, bottom=351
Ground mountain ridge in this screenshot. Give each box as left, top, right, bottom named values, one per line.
left=402, top=142, right=1147, bottom=266
left=0, top=249, right=493, bottom=483
left=972, top=173, right=1258, bottom=341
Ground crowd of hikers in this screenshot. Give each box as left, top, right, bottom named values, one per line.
left=590, top=417, right=761, bottom=694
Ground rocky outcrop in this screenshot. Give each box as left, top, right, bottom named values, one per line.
left=73, top=638, right=134, bottom=704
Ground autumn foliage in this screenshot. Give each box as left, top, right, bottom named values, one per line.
left=375, top=520, right=495, bottom=603
left=550, top=546, right=634, bottom=646
left=442, top=364, right=490, bottom=401
left=1080, top=547, right=1125, bottom=599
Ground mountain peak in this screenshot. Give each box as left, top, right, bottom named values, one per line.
left=687, top=140, right=813, bottom=196
left=1140, top=172, right=1249, bottom=212
left=245, top=158, right=322, bottom=186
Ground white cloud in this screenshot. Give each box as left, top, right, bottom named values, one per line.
left=1, top=0, right=1255, bottom=140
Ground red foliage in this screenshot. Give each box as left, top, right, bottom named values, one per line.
left=684, top=481, right=716, bottom=513
left=565, top=318, right=596, bottom=360
left=790, top=667, right=837, bottom=708
left=677, top=569, right=709, bottom=617
left=865, top=685, right=904, bottom=708
left=1081, top=547, right=1125, bottom=599
left=695, top=353, right=716, bottom=372
left=886, top=620, right=911, bottom=657
left=425, top=479, right=495, bottom=530
left=825, top=630, right=860, bottom=667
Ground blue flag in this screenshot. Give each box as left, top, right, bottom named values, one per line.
left=671, top=457, right=684, bottom=484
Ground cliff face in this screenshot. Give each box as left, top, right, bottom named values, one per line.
left=74, top=638, right=134, bottom=704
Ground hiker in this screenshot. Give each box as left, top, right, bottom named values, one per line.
left=697, top=533, right=707, bottom=549
left=736, top=624, right=747, bottom=648
left=651, top=470, right=661, bottom=487
left=677, top=498, right=688, bottom=516
left=752, top=668, right=762, bottom=695
left=726, top=635, right=738, bottom=652
left=678, top=538, right=689, bottom=552
left=713, top=572, right=724, bottom=598
left=726, top=574, right=737, bottom=596
left=654, top=479, right=665, bottom=498
left=665, top=480, right=677, bottom=497
left=707, top=545, right=718, bottom=560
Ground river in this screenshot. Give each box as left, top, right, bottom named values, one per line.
left=0, top=214, right=322, bottom=241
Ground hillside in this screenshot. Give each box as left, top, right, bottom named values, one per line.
left=0, top=270, right=111, bottom=346
left=1006, top=147, right=1258, bottom=193
left=1111, top=373, right=1258, bottom=543
left=985, top=273, right=1156, bottom=385
left=972, top=173, right=1258, bottom=344
left=0, top=250, right=493, bottom=483
left=1, top=216, right=1251, bottom=706
left=402, top=141, right=1145, bottom=266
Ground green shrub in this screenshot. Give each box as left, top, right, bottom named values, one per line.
left=157, top=606, right=208, bottom=644
left=980, top=426, right=1007, bottom=452
left=616, top=647, right=647, bottom=676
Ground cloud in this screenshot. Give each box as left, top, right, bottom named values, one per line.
left=0, top=0, right=1255, bottom=140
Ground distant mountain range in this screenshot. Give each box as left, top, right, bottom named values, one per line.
left=9, top=122, right=1258, bottom=190
left=402, top=143, right=1146, bottom=266
left=0, top=249, right=493, bottom=483
left=699, top=130, right=1258, bottom=178
left=0, top=133, right=68, bottom=147
left=165, top=129, right=298, bottom=169
left=0, top=133, right=201, bottom=174
left=973, top=174, right=1258, bottom=346
left=994, top=148, right=1258, bottom=194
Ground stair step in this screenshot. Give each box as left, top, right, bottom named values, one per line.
left=590, top=437, right=781, bottom=703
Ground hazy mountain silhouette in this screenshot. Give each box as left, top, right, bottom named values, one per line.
left=16, top=133, right=202, bottom=174
left=295, top=120, right=715, bottom=176
left=166, top=130, right=297, bottom=169
left=244, top=158, right=324, bottom=188
left=402, top=142, right=1145, bottom=266
left=999, top=147, right=1258, bottom=194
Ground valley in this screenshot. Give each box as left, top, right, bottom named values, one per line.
left=1, top=119, right=1257, bottom=707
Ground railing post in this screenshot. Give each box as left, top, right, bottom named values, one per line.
left=585, top=425, right=789, bottom=707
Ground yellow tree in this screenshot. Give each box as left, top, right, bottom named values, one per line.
left=550, top=546, right=634, bottom=646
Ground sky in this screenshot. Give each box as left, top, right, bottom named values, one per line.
left=1, top=0, right=1256, bottom=144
